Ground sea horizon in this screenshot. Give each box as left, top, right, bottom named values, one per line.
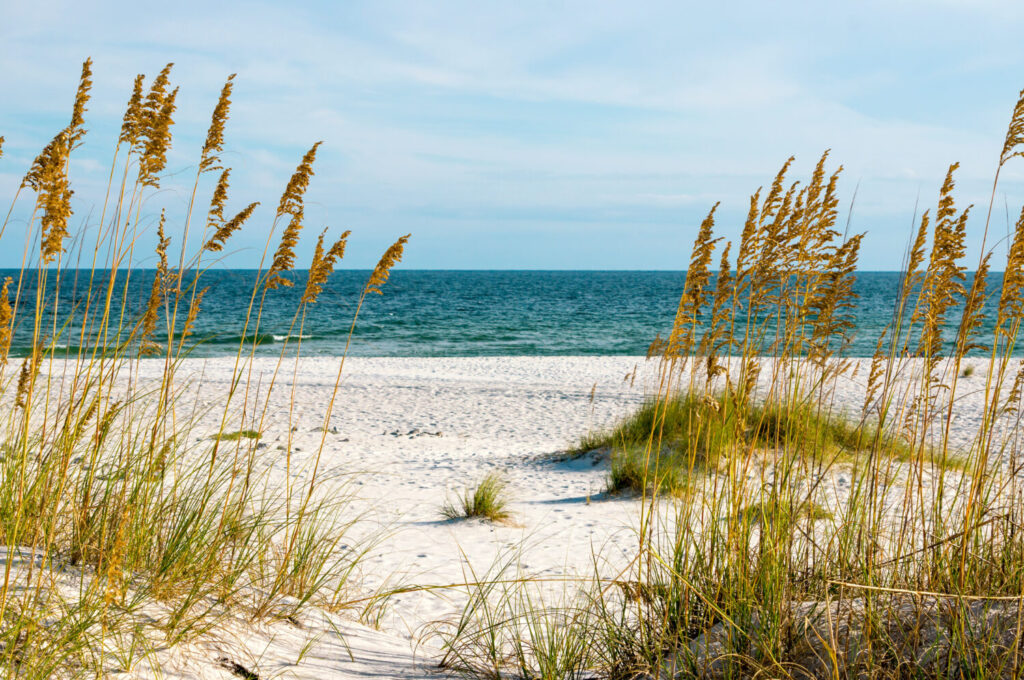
left=7, top=269, right=1012, bottom=358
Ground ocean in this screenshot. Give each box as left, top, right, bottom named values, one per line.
left=1, top=270, right=1008, bottom=358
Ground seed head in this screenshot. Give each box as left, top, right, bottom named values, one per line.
left=68, top=58, right=93, bottom=149
left=200, top=74, right=235, bottom=173
left=0, top=277, right=13, bottom=365
left=366, top=234, right=410, bottom=295
left=120, top=74, right=146, bottom=146
left=302, top=229, right=350, bottom=304
left=204, top=201, right=258, bottom=253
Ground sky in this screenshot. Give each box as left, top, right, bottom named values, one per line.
left=3, top=1, right=1024, bottom=270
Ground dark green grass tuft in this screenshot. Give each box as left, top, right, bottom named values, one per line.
left=213, top=429, right=261, bottom=442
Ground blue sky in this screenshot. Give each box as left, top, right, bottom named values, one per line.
left=3, top=0, right=1024, bottom=269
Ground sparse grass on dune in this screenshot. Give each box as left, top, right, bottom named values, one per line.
left=442, top=472, right=514, bottom=524
left=0, top=61, right=409, bottom=676
left=592, top=390, right=950, bottom=495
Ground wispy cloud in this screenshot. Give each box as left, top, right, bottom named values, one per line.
left=2, top=0, right=1024, bottom=268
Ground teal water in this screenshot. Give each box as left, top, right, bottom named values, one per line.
left=1, top=270, right=1010, bottom=357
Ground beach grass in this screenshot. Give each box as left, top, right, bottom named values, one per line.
left=442, top=472, right=513, bottom=524
left=213, top=428, right=261, bottom=441
left=437, top=87, right=1024, bottom=679
left=0, top=61, right=408, bottom=675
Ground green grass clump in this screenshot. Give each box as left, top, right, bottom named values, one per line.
left=597, top=391, right=919, bottom=494
left=213, top=429, right=261, bottom=441
left=442, top=473, right=513, bottom=523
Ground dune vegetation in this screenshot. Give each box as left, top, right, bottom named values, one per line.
left=0, top=61, right=408, bottom=676
left=436, top=89, right=1024, bottom=678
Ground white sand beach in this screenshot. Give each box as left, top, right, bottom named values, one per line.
left=16, top=354, right=1008, bottom=678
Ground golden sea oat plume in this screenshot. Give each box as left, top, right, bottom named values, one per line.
left=956, top=252, right=991, bottom=355
left=760, top=156, right=795, bottom=226
left=267, top=142, right=322, bottom=289
left=1001, top=88, right=1024, bottom=167
left=667, top=203, right=720, bottom=358
left=808, top=233, right=864, bottom=359
left=998, top=204, right=1024, bottom=332
left=366, top=234, right=411, bottom=295
left=203, top=202, right=258, bottom=256
left=915, top=163, right=970, bottom=359
left=137, top=64, right=177, bottom=188
left=0, top=277, right=13, bottom=365
left=275, top=142, right=321, bottom=220
left=24, top=131, right=73, bottom=264
left=15, top=345, right=42, bottom=409
left=734, top=188, right=762, bottom=294
left=1005, top=359, right=1024, bottom=415
left=302, top=229, right=351, bottom=305
left=200, top=74, right=236, bottom=173
left=204, top=201, right=259, bottom=253
left=207, top=169, right=231, bottom=230
left=119, top=74, right=146, bottom=147
left=141, top=212, right=170, bottom=354
left=700, top=240, right=734, bottom=379
left=0, top=136, right=5, bottom=159
left=181, top=286, right=208, bottom=344
left=68, top=58, right=93, bottom=149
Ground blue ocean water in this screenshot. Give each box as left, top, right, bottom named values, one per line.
left=1, top=270, right=1010, bottom=357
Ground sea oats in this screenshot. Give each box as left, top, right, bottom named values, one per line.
left=700, top=240, right=733, bottom=381
left=997, top=204, right=1024, bottom=332
left=119, top=74, right=146, bottom=147
left=204, top=201, right=258, bottom=253
left=366, top=234, right=410, bottom=295
left=180, top=286, right=208, bottom=344
left=68, top=58, right=93, bottom=149
left=138, top=86, right=178, bottom=189
left=136, top=64, right=176, bottom=188
left=24, top=131, right=73, bottom=264
left=667, top=204, right=720, bottom=359
left=915, top=164, right=969, bottom=359
left=1001, top=88, right=1024, bottom=166
left=0, top=277, right=13, bottom=365
left=302, top=229, right=350, bottom=304
left=760, top=156, right=795, bottom=226
left=200, top=74, right=235, bottom=173
left=955, top=253, right=991, bottom=355
left=207, top=169, right=231, bottom=230
left=276, top=142, right=321, bottom=219
left=267, top=143, right=322, bottom=289
left=15, top=345, right=41, bottom=409
left=141, top=212, right=170, bottom=354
